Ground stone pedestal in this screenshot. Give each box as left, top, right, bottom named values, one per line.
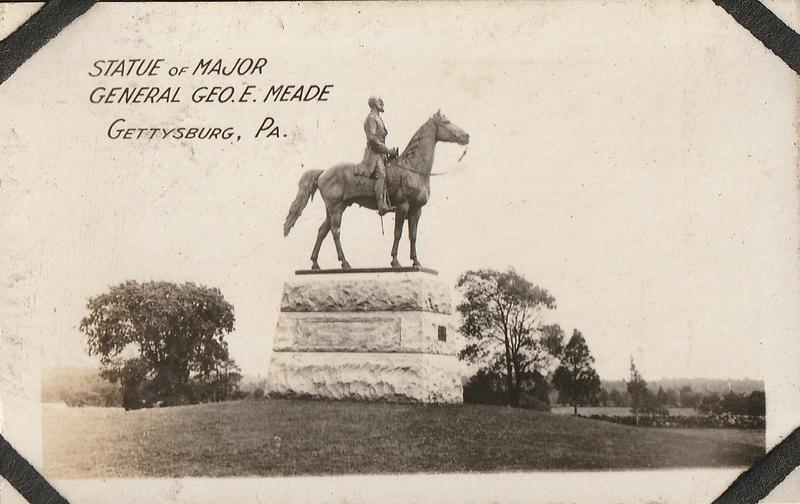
left=266, top=269, right=463, bottom=403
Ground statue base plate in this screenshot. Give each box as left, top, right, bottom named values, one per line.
left=295, top=266, right=438, bottom=275
left=266, top=270, right=463, bottom=404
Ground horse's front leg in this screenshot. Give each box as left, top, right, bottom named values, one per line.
left=330, top=206, right=351, bottom=269
left=408, top=206, right=422, bottom=268
left=390, top=207, right=408, bottom=268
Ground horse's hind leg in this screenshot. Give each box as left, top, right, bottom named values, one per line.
left=310, top=213, right=331, bottom=270
left=330, top=205, right=351, bottom=270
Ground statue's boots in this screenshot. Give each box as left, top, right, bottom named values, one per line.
left=375, top=175, right=395, bottom=216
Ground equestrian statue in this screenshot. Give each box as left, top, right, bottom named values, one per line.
left=283, top=96, right=470, bottom=270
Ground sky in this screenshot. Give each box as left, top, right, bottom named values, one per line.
left=2, top=2, right=798, bottom=381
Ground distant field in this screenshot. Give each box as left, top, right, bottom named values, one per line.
left=43, top=399, right=764, bottom=478
left=551, top=406, right=698, bottom=417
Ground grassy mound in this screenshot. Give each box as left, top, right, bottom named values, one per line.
left=43, top=399, right=764, bottom=478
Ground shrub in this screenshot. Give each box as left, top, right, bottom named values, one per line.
left=584, top=413, right=765, bottom=430
left=463, top=369, right=507, bottom=405
left=463, top=368, right=552, bottom=408
left=519, top=394, right=551, bottom=412
left=641, top=399, right=669, bottom=417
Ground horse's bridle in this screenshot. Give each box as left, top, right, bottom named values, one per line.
left=389, top=145, right=467, bottom=177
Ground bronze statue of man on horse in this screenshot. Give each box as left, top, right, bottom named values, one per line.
left=283, top=96, right=470, bottom=270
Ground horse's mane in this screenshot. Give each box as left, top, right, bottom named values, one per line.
left=399, top=118, right=433, bottom=163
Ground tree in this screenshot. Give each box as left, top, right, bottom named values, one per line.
left=195, top=358, right=244, bottom=402
left=552, top=329, right=602, bottom=415
left=626, top=358, right=649, bottom=425
left=698, top=391, right=722, bottom=415
left=664, top=387, right=679, bottom=408
left=80, top=280, right=239, bottom=409
left=747, top=390, right=766, bottom=416
left=457, top=268, right=561, bottom=407
left=679, top=385, right=700, bottom=409
left=717, top=390, right=767, bottom=416
left=608, top=389, right=624, bottom=407
left=656, top=386, right=668, bottom=407
left=529, top=369, right=553, bottom=405
left=720, top=391, right=747, bottom=415
left=596, top=387, right=610, bottom=407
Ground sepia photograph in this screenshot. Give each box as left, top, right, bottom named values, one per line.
left=1, top=1, right=799, bottom=503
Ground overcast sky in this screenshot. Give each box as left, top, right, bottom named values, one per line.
left=2, top=2, right=798, bottom=381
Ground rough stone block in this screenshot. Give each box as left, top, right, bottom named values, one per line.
left=266, top=352, right=463, bottom=404
left=280, top=273, right=452, bottom=314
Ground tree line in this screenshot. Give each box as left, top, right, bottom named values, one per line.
left=610, top=363, right=765, bottom=419
left=79, top=270, right=763, bottom=415
left=458, top=268, right=765, bottom=418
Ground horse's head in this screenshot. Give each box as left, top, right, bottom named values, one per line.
left=431, top=110, right=470, bottom=145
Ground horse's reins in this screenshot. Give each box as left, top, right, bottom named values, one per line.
left=391, top=146, right=469, bottom=176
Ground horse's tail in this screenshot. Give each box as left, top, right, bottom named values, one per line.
left=283, top=169, right=323, bottom=236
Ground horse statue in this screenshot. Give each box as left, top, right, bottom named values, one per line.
left=283, top=110, right=470, bottom=270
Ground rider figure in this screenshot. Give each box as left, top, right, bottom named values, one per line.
left=362, top=96, right=399, bottom=216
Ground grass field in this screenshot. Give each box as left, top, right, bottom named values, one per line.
left=43, top=399, right=764, bottom=478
